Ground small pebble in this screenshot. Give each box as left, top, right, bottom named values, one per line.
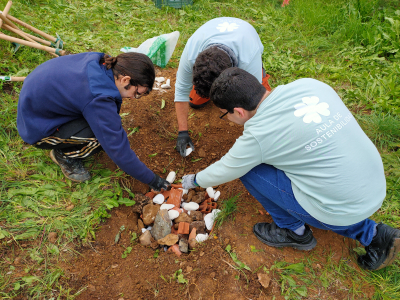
left=166, top=171, right=176, bottom=184
left=153, top=194, right=165, bottom=204
left=214, top=191, right=220, bottom=201
left=160, top=203, right=175, bottom=210
left=180, top=188, right=189, bottom=195
left=204, top=209, right=221, bottom=230
left=166, top=79, right=170, bottom=85
left=196, top=233, right=208, bottom=242
left=155, top=77, right=165, bottom=83
left=184, top=202, right=199, bottom=211
left=185, top=148, right=193, bottom=156
left=206, top=187, right=215, bottom=198
left=161, top=83, right=171, bottom=89
left=168, top=210, right=180, bottom=220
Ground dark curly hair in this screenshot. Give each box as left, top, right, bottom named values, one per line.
left=100, top=52, right=155, bottom=92
left=192, top=47, right=232, bottom=98
left=210, top=67, right=266, bottom=113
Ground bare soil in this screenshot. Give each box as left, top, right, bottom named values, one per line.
left=6, top=68, right=374, bottom=299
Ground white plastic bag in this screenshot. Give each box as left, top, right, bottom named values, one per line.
left=121, top=31, right=180, bottom=68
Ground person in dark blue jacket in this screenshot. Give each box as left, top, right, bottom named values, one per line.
left=17, top=52, right=170, bottom=191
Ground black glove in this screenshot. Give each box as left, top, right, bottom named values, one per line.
left=148, top=174, right=171, bottom=192
left=176, top=131, right=195, bottom=157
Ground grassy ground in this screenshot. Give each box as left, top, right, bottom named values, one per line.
left=1, top=0, right=400, bottom=298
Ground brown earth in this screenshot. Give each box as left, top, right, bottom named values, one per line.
left=4, top=68, right=374, bottom=299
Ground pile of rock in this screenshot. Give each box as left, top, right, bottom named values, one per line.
left=135, top=172, right=221, bottom=256
left=153, top=77, right=171, bottom=90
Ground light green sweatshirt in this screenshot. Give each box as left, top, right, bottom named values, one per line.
left=196, top=79, right=386, bottom=226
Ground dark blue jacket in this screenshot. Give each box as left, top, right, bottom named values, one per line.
left=17, top=52, right=154, bottom=184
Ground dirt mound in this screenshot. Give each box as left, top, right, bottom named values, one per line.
left=61, top=68, right=371, bottom=299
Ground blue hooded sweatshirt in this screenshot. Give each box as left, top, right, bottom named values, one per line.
left=17, top=52, right=154, bottom=184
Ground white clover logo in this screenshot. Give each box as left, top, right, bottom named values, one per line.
left=216, top=22, right=239, bottom=32
left=294, top=96, right=330, bottom=124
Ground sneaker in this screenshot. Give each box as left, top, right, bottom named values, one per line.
left=50, top=149, right=91, bottom=182
left=253, top=222, right=317, bottom=251
left=357, top=223, right=400, bottom=270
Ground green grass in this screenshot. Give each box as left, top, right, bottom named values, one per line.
left=215, top=193, right=240, bottom=228
left=1, top=0, right=400, bottom=298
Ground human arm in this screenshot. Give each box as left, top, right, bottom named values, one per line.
left=174, top=47, right=196, bottom=156
left=83, top=96, right=155, bottom=185
left=195, top=131, right=263, bottom=187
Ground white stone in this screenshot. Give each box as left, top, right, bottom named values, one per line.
left=153, top=87, right=160, bottom=90
left=179, top=188, right=189, bottom=195
left=184, top=202, right=199, bottom=211
left=168, top=210, right=180, bottom=220
left=204, top=209, right=221, bottom=230
left=155, top=77, right=165, bottom=83
left=161, top=83, right=171, bottom=89
left=196, top=233, right=209, bottom=242
left=166, top=171, right=176, bottom=184
left=185, top=148, right=193, bottom=156
left=206, top=187, right=215, bottom=198
left=147, top=226, right=152, bottom=231
left=153, top=194, right=165, bottom=204
left=141, top=228, right=147, bottom=233
left=213, top=191, right=220, bottom=201
left=160, top=203, right=175, bottom=210
left=166, top=78, right=170, bottom=86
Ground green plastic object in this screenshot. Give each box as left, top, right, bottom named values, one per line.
left=153, top=0, right=193, bottom=9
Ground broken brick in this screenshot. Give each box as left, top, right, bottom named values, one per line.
left=177, top=222, right=190, bottom=235
left=167, top=188, right=183, bottom=208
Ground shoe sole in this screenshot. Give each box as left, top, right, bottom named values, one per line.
left=50, top=150, right=90, bottom=183
left=376, top=237, right=400, bottom=270
left=253, top=227, right=317, bottom=251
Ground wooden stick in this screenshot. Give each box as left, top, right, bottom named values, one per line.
left=0, top=11, right=56, bottom=42
left=2, top=23, right=52, bottom=46
left=2, top=24, right=57, bottom=57
left=0, top=1, right=12, bottom=28
left=0, top=21, right=57, bottom=57
left=0, top=33, right=65, bottom=56
left=0, top=76, right=26, bottom=81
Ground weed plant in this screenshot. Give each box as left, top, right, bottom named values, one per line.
left=1, top=0, right=400, bottom=298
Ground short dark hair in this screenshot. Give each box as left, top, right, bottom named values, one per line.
left=101, top=52, right=155, bottom=92
left=192, top=47, right=232, bottom=98
left=210, top=67, right=266, bottom=113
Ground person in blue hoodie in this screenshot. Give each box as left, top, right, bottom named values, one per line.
left=17, top=52, right=170, bottom=191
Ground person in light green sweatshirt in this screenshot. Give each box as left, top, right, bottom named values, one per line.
left=182, top=67, right=400, bottom=271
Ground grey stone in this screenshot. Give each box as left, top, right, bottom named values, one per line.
left=139, top=230, right=153, bottom=246
left=179, top=238, right=189, bottom=253
left=151, top=209, right=172, bottom=241
left=190, top=221, right=206, bottom=234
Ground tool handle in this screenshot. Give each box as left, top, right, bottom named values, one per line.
left=0, top=1, right=12, bottom=28
left=0, top=76, right=26, bottom=81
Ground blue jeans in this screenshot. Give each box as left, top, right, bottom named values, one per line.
left=240, top=164, right=376, bottom=246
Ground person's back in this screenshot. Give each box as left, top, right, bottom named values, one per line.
left=182, top=68, right=399, bottom=271
left=244, top=78, right=386, bottom=225
left=18, top=52, right=120, bottom=145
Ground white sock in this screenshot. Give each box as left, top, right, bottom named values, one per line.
left=293, top=225, right=305, bottom=236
